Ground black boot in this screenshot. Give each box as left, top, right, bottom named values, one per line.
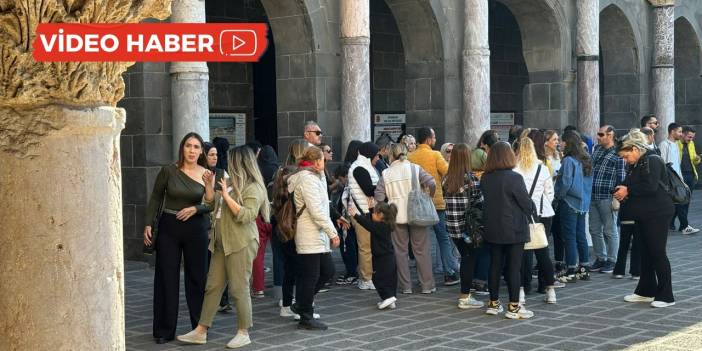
left=298, top=315, right=328, bottom=330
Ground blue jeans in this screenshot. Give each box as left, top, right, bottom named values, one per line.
left=559, top=202, right=589, bottom=268
left=431, top=210, right=459, bottom=276
left=589, top=199, right=619, bottom=262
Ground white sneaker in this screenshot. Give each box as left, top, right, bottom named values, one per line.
left=176, top=329, right=207, bottom=345
left=358, top=280, right=376, bottom=290
left=402, top=288, right=413, bottom=294
left=519, top=287, right=526, bottom=306
left=293, top=313, right=320, bottom=320
left=681, top=225, right=700, bottom=235
left=378, top=296, right=397, bottom=310
left=651, top=301, right=676, bottom=308
left=624, top=294, right=654, bottom=303
left=458, top=295, right=484, bottom=309
left=485, top=301, right=503, bottom=315
left=421, top=288, right=437, bottom=294
left=226, top=332, right=251, bottom=349
left=544, top=288, right=557, bottom=304
left=280, top=306, right=296, bottom=318
left=505, top=305, right=535, bottom=319
left=552, top=281, right=566, bottom=288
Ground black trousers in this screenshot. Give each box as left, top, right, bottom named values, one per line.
left=613, top=223, right=641, bottom=276
left=635, top=212, right=675, bottom=302
left=372, top=253, right=397, bottom=300
left=452, top=238, right=478, bottom=294
left=521, top=217, right=556, bottom=291
left=281, top=239, right=298, bottom=307
left=489, top=243, right=523, bottom=303
left=295, top=252, right=335, bottom=321
left=551, top=207, right=565, bottom=262
left=153, top=213, right=208, bottom=339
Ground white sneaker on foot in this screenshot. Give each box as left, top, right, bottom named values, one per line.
left=421, top=288, right=437, bottom=294
left=681, top=225, right=700, bottom=235
left=552, top=281, right=566, bottom=288
left=280, top=306, right=296, bottom=318
left=624, top=294, right=654, bottom=303
left=544, top=288, right=557, bottom=304
left=402, top=288, right=413, bottom=294
left=378, top=296, right=397, bottom=310
left=226, top=332, right=251, bottom=348
left=519, top=287, right=526, bottom=306
left=293, top=313, right=320, bottom=320
left=458, top=295, right=484, bottom=309
left=358, top=280, right=376, bottom=290
left=176, top=329, right=207, bottom=345
left=485, top=301, right=503, bottom=315
left=651, top=301, right=676, bottom=308
left=505, top=305, right=534, bottom=319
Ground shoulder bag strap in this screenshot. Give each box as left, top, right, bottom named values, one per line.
left=529, top=165, right=542, bottom=197
left=410, top=163, right=419, bottom=191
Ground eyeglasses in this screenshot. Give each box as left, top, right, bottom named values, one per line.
left=306, top=130, right=323, bottom=136
left=324, top=149, right=332, bottom=153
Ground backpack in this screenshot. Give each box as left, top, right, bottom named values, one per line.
left=276, top=191, right=306, bottom=242
left=650, top=155, right=691, bottom=205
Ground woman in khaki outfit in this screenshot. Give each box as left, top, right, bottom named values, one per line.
left=177, top=146, right=270, bottom=348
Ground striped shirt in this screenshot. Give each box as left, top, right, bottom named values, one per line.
left=442, top=173, right=483, bottom=238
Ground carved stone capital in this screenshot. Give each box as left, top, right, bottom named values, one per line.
left=0, top=1, right=172, bottom=110
left=648, top=0, right=675, bottom=7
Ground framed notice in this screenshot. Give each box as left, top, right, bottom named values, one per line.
left=210, top=112, right=246, bottom=146
left=490, top=112, right=515, bottom=142
left=373, top=113, right=406, bottom=142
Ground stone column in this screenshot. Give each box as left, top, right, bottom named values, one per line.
left=171, top=0, right=210, bottom=156
left=0, top=2, right=170, bottom=350
left=462, top=0, right=491, bottom=146
left=649, top=0, right=675, bottom=143
left=341, top=0, right=371, bottom=151
left=576, top=0, right=600, bottom=138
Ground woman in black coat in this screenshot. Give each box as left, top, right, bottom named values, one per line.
left=480, top=142, right=535, bottom=319
left=613, top=130, right=675, bottom=308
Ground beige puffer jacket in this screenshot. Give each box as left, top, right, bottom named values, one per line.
left=287, top=169, right=338, bottom=254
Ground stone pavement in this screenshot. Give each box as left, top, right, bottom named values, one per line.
left=125, top=203, right=702, bottom=351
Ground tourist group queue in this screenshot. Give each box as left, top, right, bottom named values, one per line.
left=143, top=115, right=698, bottom=347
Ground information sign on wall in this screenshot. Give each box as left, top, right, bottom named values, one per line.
left=210, top=112, right=246, bottom=146
left=490, top=112, right=515, bottom=142
left=373, top=113, right=406, bottom=142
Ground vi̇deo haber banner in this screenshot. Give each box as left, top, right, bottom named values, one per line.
left=32, top=23, right=268, bottom=62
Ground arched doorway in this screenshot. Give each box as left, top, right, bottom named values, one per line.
left=599, top=5, right=642, bottom=130
left=495, top=0, right=571, bottom=130
left=674, top=17, right=702, bottom=128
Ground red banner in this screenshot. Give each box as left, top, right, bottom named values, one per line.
left=32, top=23, right=269, bottom=62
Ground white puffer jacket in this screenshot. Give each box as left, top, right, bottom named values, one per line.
left=347, top=155, right=379, bottom=214
left=287, top=169, right=338, bottom=254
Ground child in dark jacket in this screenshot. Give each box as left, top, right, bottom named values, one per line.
left=351, top=202, right=399, bottom=309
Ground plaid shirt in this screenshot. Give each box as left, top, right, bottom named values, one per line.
left=442, top=173, right=483, bottom=238
left=591, top=145, right=626, bottom=200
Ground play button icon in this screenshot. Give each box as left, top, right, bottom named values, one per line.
left=219, top=29, right=258, bottom=56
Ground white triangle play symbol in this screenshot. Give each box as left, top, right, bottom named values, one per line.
left=232, top=35, right=246, bottom=51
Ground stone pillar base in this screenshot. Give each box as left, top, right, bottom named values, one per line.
left=0, top=106, right=126, bottom=350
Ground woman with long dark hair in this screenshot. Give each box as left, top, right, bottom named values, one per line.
left=555, top=131, right=593, bottom=282
left=442, top=143, right=484, bottom=309
left=251, top=145, right=279, bottom=298
left=480, top=142, right=535, bottom=319
left=177, top=146, right=270, bottom=348
left=144, top=132, right=214, bottom=344
left=614, top=130, right=675, bottom=308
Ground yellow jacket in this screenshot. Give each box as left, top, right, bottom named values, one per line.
left=408, top=144, right=449, bottom=209
left=677, top=140, right=701, bottom=181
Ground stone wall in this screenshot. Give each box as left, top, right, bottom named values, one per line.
left=675, top=17, right=702, bottom=146
left=371, top=0, right=406, bottom=115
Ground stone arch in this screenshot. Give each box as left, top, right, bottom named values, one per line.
left=496, top=0, right=573, bottom=129
left=599, top=4, right=642, bottom=129
left=383, top=0, right=445, bottom=143
left=674, top=16, right=702, bottom=127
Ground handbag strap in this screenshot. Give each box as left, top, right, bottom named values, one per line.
left=529, top=165, right=542, bottom=197
left=410, top=163, right=419, bottom=191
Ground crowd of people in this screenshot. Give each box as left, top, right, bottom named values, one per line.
left=142, top=115, right=698, bottom=347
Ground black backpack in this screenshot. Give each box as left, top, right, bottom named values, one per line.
left=654, top=156, right=691, bottom=205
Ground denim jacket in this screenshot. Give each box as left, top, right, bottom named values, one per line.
left=555, top=156, right=593, bottom=213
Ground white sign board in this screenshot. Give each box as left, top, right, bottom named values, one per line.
left=490, top=112, right=515, bottom=142
left=374, top=113, right=406, bottom=124
left=210, top=113, right=246, bottom=146
left=373, top=124, right=404, bottom=142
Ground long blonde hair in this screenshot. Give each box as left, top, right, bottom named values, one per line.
left=227, top=146, right=271, bottom=222
left=516, top=136, right=538, bottom=171
left=285, top=139, right=308, bottom=166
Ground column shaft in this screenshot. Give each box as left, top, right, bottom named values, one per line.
left=576, top=0, right=600, bottom=137
left=650, top=2, right=675, bottom=142
left=462, top=0, right=490, bottom=146
left=171, top=0, right=210, bottom=155
left=0, top=107, right=126, bottom=350
left=341, top=0, right=371, bottom=151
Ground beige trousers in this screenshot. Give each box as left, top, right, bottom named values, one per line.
left=199, top=234, right=258, bottom=330
left=352, top=217, right=373, bottom=281
left=393, top=224, right=434, bottom=291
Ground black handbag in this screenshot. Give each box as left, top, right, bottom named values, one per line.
left=143, top=195, right=165, bottom=255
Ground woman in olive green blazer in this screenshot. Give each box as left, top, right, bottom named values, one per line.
left=177, top=146, right=270, bottom=349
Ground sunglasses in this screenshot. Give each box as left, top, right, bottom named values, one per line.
left=324, top=149, right=332, bottom=153
left=446, top=149, right=453, bottom=153
left=307, top=130, right=323, bottom=136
